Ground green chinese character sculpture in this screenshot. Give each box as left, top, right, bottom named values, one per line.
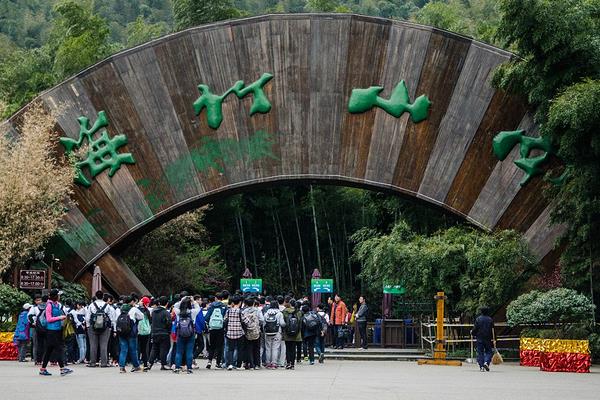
left=194, top=73, right=273, bottom=129
left=348, top=80, right=431, bottom=123
left=60, top=111, right=135, bottom=188
left=492, top=129, right=567, bottom=186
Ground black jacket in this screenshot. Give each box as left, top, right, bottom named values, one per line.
left=150, top=306, right=172, bottom=337
left=471, top=315, right=494, bottom=341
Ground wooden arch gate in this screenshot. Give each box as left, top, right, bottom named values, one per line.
left=2, top=14, right=563, bottom=294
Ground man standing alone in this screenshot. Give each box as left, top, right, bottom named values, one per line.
left=356, top=296, right=369, bottom=350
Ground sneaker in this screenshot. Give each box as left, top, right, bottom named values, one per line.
left=254, top=366, right=260, bottom=370
left=187, top=369, right=193, bottom=374
left=39, top=369, right=52, bottom=376
left=310, top=361, right=315, bottom=365
left=173, top=368, right=181, bottom=374
left=483, top=363, right=490, bottom=372
left=206, top=361, right=212, bottom=369
left=119, top=368, right=126, bottom=373
left=60, top=368, right=73, bottom=376
left=319, top=353, right=325, bottom=363
left=160, top=366, right=169, bottom=371
left=130, top=367, right=141, bottom=373
left=86, top=363, right=97, bottom=368
left=143, top=365, right=151, bottom=372
left=480, top=367, right=486, bottom=372
left=227, top=365, right=233, bottom=371
left=289, top=365, right=295, bottom=370
left=215, top=364, right=222, bottom=369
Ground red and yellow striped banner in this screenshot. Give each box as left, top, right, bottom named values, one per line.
left=520, top=337, right=591, bottom=373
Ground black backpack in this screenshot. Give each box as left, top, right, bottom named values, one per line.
left=116, top=312, right=133, bottom=337
left=35, top=304, right=48, bottom=333
left=285, top=311, right=300, bottom=337
left=264, top=311, right=280, bottom=335
left=177, top=314, right=194, bottom=338
left=90, top=302, right=110, bottom=332
left=303, top=312, right=320, bottom=332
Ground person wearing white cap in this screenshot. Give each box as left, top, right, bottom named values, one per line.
left=14, top=303, right=32, bottom=362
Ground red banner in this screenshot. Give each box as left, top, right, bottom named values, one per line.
left=519, top=349, right=541, bottom=367
left=0, top=342, right=18, bottom=360
left=540, top=352, right=591, bottom=373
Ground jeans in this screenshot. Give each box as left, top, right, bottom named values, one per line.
left=30, top=327, right=37, bottom=362
left=243, top=338, right=260, bottom=368
left=17, top=340, right=28, bottom=361
left=304, top=336, right=316, bottom=362
left=225, top=337, right=241, bottom=367
left=334, top=325, right=346, bottom=348
left=476, top=340, right=493, bottom=368
left=76, top=334, right=86, bottom=362
left=285, top=340, right=297, bottom=366
left=264, top=333, right=281, bottom=366
left=208, top=329, right=224, bottom=366
left=138, top=335, right=150, bottom=367
left=175, top=335, right=195, bottom=370
left=358, top=321, right=368, bottom=349
left=149, top=335, right=170, bottom=367
left=35, top=330, right=46, bottom=363
left=315, top=335, right=325, bottom=355
left=118, top=335, right=140, bottom=368
left=88, top=328, right=111, bottom=366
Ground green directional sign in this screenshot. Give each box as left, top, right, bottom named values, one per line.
left=383, top=284, right=406, bottom=295
left=241, top=278, right=262, bottom=293
left=311, top=278, right=333, bottom=293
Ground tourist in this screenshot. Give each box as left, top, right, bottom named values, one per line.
left=29, top=295, right=47, bottom=365
left=241, top=297, right=263, bottom=369
left=205, top=292, right=227, bottom=369
left=137, top=296, right=152, bottom=369
left=193, top=299, right=207, bottom=361
left=86, top=290, right=115, bottom=368
left=301, top=304, right=319, bottom=365
left=173, top=296, right=199, bottom=374
left=14, top=303, right=31, bottom=362
left=356, top=296, right=369, bottom=350
left=70, top=301, right=87, bottom=363
left=282, top=297, right=302, bottom=370
left=40, top=289, right=72, bottom=376
left=315, top=303, right=329, bottom=363
left=27, top=295, right=42, bottom=365
left=115, top=296, right=143, bottom=373
left=330, top=294, right=348, bottom=349
left=471, top=306, right=495, bottom=372
left=276, top=295, right=286, bottom=367
left=224, top=295, right=244, bottom=370
left=146, top=296, right=172, bottom=371
left=263, top=299, right=285, bottom=369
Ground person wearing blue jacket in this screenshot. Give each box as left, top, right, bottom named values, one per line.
left=14, top=303, right=32, bottom=362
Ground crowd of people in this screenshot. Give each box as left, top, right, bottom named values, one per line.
left=13, top=288, right=371, bottom=376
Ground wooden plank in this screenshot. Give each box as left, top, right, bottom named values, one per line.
left=445, top=88, right=528, bottom=214
left=231, top=19, right=280, bottom=180
left=467, top=113, right=538, bottom=229
left=524, top=204, right=566, bottom=261
left=153, top=33, right=229, bottom=193
left=418, top=42, right=508, bottom=202
left=308, top=14, right=351, bottom=176
left=42, top=81, right=154, bottom=228
left=59, top=207, right=108, bottom=263
left=393, top=31, right=471, bottom=193
left=113, top=46, right=204, bottom=201
left=269, top=17, right=311, bottom=176
left=80, top=62, right=177, bottom=216
left=365, top=22, right=432, bottom=184
left=339, top=16, right=391, bottom=179
left=94, top=252, right=150, bottom=295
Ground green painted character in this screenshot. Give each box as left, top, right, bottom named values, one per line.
left=60, top=111, right=135, bottom=187
left=348, top=80, right=431, bottom=123
left=492, top=129, right=567, bottom=186
left=193, top=73, right=273, bottom=129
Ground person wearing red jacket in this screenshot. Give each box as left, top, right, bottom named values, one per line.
left=330, top=294, right=348, bottom=349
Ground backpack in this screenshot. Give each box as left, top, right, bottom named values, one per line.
left=116, top=312, right=133, bottom=337
left=303, top=312, right=320, bottom=333
left=242, top=310, right=261, bottom=341
left=90, top=302, right=110, bottom=332
left=264, top=311, right=279, bottom=335
left=138, top=310, right=151, bottom=336
left=177, top=314, right=195, bottom=338
left=208, top=307, right=224, bottom=330
left=285, top=311, right=300, bottom=337
left=35, top=304, right=48, bottom=333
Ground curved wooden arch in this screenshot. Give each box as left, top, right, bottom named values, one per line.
left=2, top=14, right=563, bottom=294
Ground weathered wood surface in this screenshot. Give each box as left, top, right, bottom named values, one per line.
left=2, top=14, right=563, bottom=294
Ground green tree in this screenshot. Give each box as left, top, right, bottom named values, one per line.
left=493, top=0, right=600, bottom=304
left=353, top=222, right=536, bottom=315
left=125, top=16, right=169, bottom=47
left=173, top=0, right=241, bottom=31
left=0, top=284, right=31, bottom=322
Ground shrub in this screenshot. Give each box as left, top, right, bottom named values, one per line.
left=0, top=284, right=31, bottom=322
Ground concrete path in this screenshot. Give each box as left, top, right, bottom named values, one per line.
left=1, top=361, right=599, bottom=400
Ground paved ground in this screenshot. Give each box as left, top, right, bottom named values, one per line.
left=1, top=360, right=599, bottom=400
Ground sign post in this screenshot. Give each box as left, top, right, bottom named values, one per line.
left=311, top=278, right=333, bottom=293
left=19, top=270, right=47, bottom=290
left=383, top=284, right=406, bottom=295
left=240, top=278, right=262, bottom=293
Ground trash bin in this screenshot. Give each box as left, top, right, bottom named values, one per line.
left=374, top=318, right=382, bottom=344
left=404, top=318, right=415, bottom=345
